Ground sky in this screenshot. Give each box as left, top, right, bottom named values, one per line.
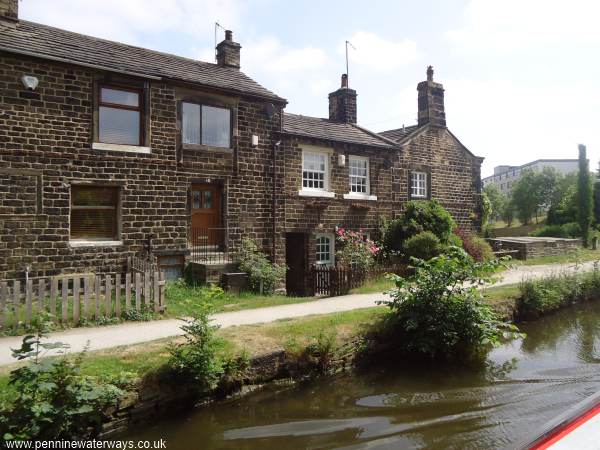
left=18, top=0, right=600, bottom=177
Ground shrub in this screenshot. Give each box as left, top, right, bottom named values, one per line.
left=238, top=238, right=287, bottom=294
left=168, top=305, right=225, bottom=391
left=335, top=228, right=380, bottom=269
left=0, top=318, right=122, bottom=440
left=403, top=231, right=441, bottom=261
left=382, top=247, right=518, bottom=359
left=453, top=228, right=494, bottom=261
left=519, top=265, right=600, bottom=317
left=530, top=222, right=581, bottom=238
left=383, top=200, right=456, bottom=252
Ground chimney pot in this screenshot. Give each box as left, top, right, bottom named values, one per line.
left=427, top=65, right=434, bottom=82
left=341, top=73, right=348, bottom=88
left=225, top=30, right=233, bottom=41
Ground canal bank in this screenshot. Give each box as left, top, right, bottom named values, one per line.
left=125, top=299, right=600, bottom=449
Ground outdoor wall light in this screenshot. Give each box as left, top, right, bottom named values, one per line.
left=251, top=134, right=259, bottom=147
left=21, top=74, right=39, bottom=91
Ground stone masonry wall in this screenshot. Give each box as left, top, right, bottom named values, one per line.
left=0, top=53, right=281, bottom=280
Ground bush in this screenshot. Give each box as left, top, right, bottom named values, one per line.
left=453, top=228, right=494, bottom=261
left=530, top=222, right=581, bottom=238
left=519, top=265, right=600, bottom=317
left=403, top=231, right=441, bottom=261
left=335, top=228, right=380, bottom=269
left=383, top=200, right=456, bottom=252
left=238, top=238, right=287, bottom=294
left=168, top=305, right=225, bottom=391
left=0, top=318, right=122, bottom=440
left=382, top=247, right=518, bottom=359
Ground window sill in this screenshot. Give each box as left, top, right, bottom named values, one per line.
left=92, top=142, right=151, bottom=154
left=343, top=193, right=378, bottom=201
left=182, top=143, right=233, bottom=154
left=69, top=240, right=123, bottom=248
left=298, top=190, right=335, bottom=198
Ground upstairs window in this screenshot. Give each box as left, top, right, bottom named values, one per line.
left=411, top=171, right=428, bottom=198
left=99, top=86, right=142, bottom=146
left=182, top=102, right=231, bottom=148
left=349, top=156, right=369, bottom=194
left=302, top=151, right=328, bottom=190
left=70, top=186, right=119, bottom=240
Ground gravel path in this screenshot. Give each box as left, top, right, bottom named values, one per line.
left=0, top=260, right=595, bottom=367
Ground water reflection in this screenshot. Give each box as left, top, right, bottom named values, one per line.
left=128, top=301, right=600, bottom=450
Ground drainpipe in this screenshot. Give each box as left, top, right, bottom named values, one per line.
left=272, top=139, right=281, bottom=261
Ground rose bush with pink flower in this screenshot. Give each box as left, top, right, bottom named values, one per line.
left=335, top=227, right=380, bottom=269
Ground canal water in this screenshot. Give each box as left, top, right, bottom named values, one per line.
left=129, top=301, right=600, bottom=449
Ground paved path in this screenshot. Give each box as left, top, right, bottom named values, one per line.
left=0, top=260, right=595, bottom=367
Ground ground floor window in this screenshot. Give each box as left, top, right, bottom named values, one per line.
left=70, top=185, right=119, bottom=240
left=315, top=233, right=334, bottom=266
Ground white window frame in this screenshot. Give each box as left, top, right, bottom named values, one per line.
left=411, top=171, right=428, bottom=198
left=299, top=148, right=335, bottom=198
left=315, top=233, right=335, bottom=266
left=343, top=155, right=378, bottom=201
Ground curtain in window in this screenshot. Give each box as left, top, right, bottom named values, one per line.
left=182, top=102, right=201, bottom=144
left=71, top=186, right=118, bottom=240
left=202, top=105, right=230, bottom=147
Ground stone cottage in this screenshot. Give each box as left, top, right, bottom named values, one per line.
left=0, top=0, right=484, bottom=293
left=277, top=70, right=483, bottom=294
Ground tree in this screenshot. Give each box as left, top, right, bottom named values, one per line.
left=577, top=144, right=593, bottom=247
left=547, top=172, right=578, bottom=225
left=511, top=167, right=561, bottom=225
left=502, top=199, right=515, bottom=227
left=511, top=169, right=539, bottom=225
left=483, top=184, right=505, bottom=223
left=594, top=161, right=600, bottom=225
left=481, top=191, right=492, bottom=227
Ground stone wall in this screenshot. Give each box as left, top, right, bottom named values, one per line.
left=0, top=53, right=281, bottom=280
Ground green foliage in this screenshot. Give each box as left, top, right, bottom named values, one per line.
left=481, top=191, right=492, bottom=227
left=383, top=200, right=456, bottom=252
left=577, top=145, right=593, bottom=247
left=519, top=264, right=600, bottom=317
left=454, top=228, right=494, bottom=261
left=403, top=231, right=441, bottom=261
left=238, top=238, right=287, bottom=294
left=168, top=304, right=225, bottom=391
left=511, top=167, right=562, bottom=225
left=530, top=222, right=581, bottom=238
left=483, top=184, right=506, bottom=223
left=547, top=173, right=578, bottom=225
left=304, top=330, right=338, bottom=373
left=0, top=316, right=122, bottom=441
left=501, top=198, right=515, bottom=227
left=593, top=180, right=600, bottom=225
left=335, top=228, right=380, bottom=269
left=382, top=247, right=519, bottom=359
left=124, top=304, right=155, bottom=322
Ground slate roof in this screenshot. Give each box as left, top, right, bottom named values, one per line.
left=378, top=125, right=421, bottom=142
left=0, top=19, right=285, bottom=102
left=282, top=113, right=396, bottom=149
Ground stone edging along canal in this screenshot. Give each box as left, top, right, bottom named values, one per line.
left=99, top=292, right=590, bottom=437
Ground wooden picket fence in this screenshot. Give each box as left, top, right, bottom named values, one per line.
left=0, top=271, right=166, bottom=331
left=310, top=264, right=405, bottom=297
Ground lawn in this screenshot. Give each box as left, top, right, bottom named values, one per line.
left=512, top=248, right=600, bottom=267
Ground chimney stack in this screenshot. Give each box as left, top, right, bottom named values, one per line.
left=417, top=66, right=446, bottom=127
left=328, top=74, right=357, bottom=124
left=216, top=30, right=241, bottom=69
left=0, top=0, right=18, bottom=21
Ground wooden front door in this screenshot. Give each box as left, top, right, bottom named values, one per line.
left=191, top=184, right=222, bottom=246
left=285, top=233, right=308, bottom=296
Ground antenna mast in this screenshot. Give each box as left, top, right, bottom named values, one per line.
left=345, top=40, right=356, bottom=86
left=215, top=22, right=225, bottom=62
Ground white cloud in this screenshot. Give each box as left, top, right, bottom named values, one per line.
left=443, top=78, right=600, bottom=176
left=241, top=37, right=327, bottom=73
left=342, top=31, right=417, bottom=71
left=19, top=0, right=243, bottom=47
left=447, top=0, right=600, bottom=52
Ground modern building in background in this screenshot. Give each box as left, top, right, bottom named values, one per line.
left=482, top=159, right=580, bottom=194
